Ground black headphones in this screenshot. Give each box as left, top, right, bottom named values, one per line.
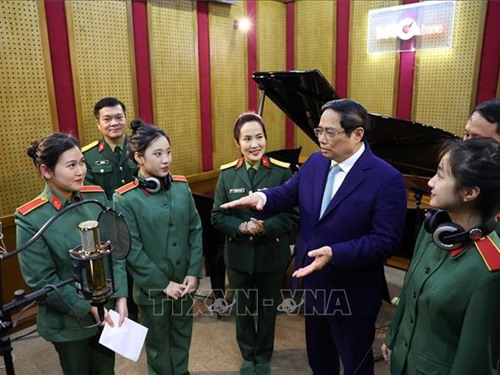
left=137, top=174, right=173, bottom=193
left=424, top=209, right=497, bottom=250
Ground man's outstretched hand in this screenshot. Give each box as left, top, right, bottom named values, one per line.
left=220, top=193, right=265, bottom=211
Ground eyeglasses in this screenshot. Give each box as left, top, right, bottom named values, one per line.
left=313, top=127, right=346, bottom=140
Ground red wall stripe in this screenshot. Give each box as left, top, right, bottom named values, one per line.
left=197, top=1, right=214, bottom=171
left=247, top=0, right=258, bottom=111
left=335, top=0, right=350, bottom=99
left=44, top=0, right=78, bottom=136
left=396, top=51, right=416, bottom=119
left=131, top=0, right=153, bottom=123
left=285, top=2, right=295, bottom=148
left=396, top=0, right=419, bottom=120
left=476, top=0, right=500, bottom=104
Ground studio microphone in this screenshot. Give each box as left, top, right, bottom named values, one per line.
left=69, top=220, right=115, bottom=323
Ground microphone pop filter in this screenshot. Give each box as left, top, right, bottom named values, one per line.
left=98, top=209, right=131, bottom=260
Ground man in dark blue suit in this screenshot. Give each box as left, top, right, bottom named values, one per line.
left=221, top=99, right=407, bottom=375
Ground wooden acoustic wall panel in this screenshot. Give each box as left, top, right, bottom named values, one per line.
left=0, top=1, right=56, bottom=216
left=257, top=1, right=287, bottom=152
left=349, top=0, right=399, bottom=118
left=295, top=0, right=336, bottom=157
left=498, top=75, right=500, bottom=98
left=413, top=1, right=486, bottom=136
left=210, top=1, right=248, bottom=169
left=149, top=0, right=200, bottom=175
left=66, top=1, right=136, bottom=147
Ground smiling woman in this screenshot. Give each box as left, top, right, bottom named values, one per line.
left=15, top=132, right=128, bottom=375
left=383, top=137, right=500, bottom=375
left=113, top=119, right=203, bottom=375
left=211, top=112, right=299, bottom=375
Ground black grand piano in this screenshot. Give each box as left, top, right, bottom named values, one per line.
left=195, top=69, right=458, bottom=292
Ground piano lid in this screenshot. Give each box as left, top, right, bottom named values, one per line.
left=252, top=69, right=459, bottom=178
left=253, top=70, right=340, bottom=143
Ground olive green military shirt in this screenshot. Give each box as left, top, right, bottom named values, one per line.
left=211, top=156, right=299, bottom=274
left=385, top=227, right=500, bottom=375
left=83, top=137, right=136, bottom=199
left=113, top=175, right=203, bottom=306
left=15, top=185, right=128, bottom=343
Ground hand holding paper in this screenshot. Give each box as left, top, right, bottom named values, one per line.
left=99, top=309, right=148, bottom=362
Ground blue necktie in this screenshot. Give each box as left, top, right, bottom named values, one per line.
left=320, top=164, right=341, bottom=218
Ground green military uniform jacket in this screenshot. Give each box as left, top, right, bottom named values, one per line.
left=113, top=175, right=203, bottom=306
left=15, top=185, right=128, bottom=343
left=211, top=156, right=299, bottom=274
left=82, top=137, right=135, bottom=199
left=385, top=227, right=500, bottom=375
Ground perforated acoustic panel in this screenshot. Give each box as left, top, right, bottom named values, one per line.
left=210, top=1, right=248, bottom=169
left=66, top=1, right=136, bottom=147
left=497, top=76, right=500, bottom=99
left=350, top=0, right=399, bottom=117
left=413, top=1, right=485, bottom=136
left=0, top=1, right=56, bottom=216
left=257, top=1, right=287, bottom=152
left=149, top=0, right=200, bottom=176
left=295, top=0, right=336, bottom=157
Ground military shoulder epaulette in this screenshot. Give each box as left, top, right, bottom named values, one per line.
left=81, top=141, right=98, bottom=153
left=115, top=181, right=139, bottom=195
left=172, top=175, right=188, bottom=182
left=220, top=159, right=238, bottom=170
left=270, top=157, right=290, bottom=169
left=80, top=185, right=104, bottom=194
left=474, top=236, right=500, bottom=272
left=17, top=197, right=48, bottom=216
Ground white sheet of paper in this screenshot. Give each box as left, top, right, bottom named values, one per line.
left=99, top=309, right=148, bottom=362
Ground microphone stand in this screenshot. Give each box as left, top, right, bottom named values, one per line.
left=0, top=278, right=73, bottom=375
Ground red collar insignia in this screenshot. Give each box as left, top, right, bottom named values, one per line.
left=236, top=157, right=245, bottom=169
left=450, top=245, right=467, bottom=258
left=50, top=195, right=63, bottom=211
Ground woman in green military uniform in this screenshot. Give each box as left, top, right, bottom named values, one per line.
left=211, top=113, right=299, bottom=375
left=113, top=120, right=203, bottom=375
left=15, top=133, right=128, bottom=375
left=382, top=137, right=500, bottom=375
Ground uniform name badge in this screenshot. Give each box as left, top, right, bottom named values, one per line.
left=95, top=160, right=110, bottom=165
left=229, top=188, right=245, bottom=194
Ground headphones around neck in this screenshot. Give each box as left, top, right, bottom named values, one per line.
left=423, top=209, right=497, bottom=250
left=137, top=173, right=173, bottom=193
